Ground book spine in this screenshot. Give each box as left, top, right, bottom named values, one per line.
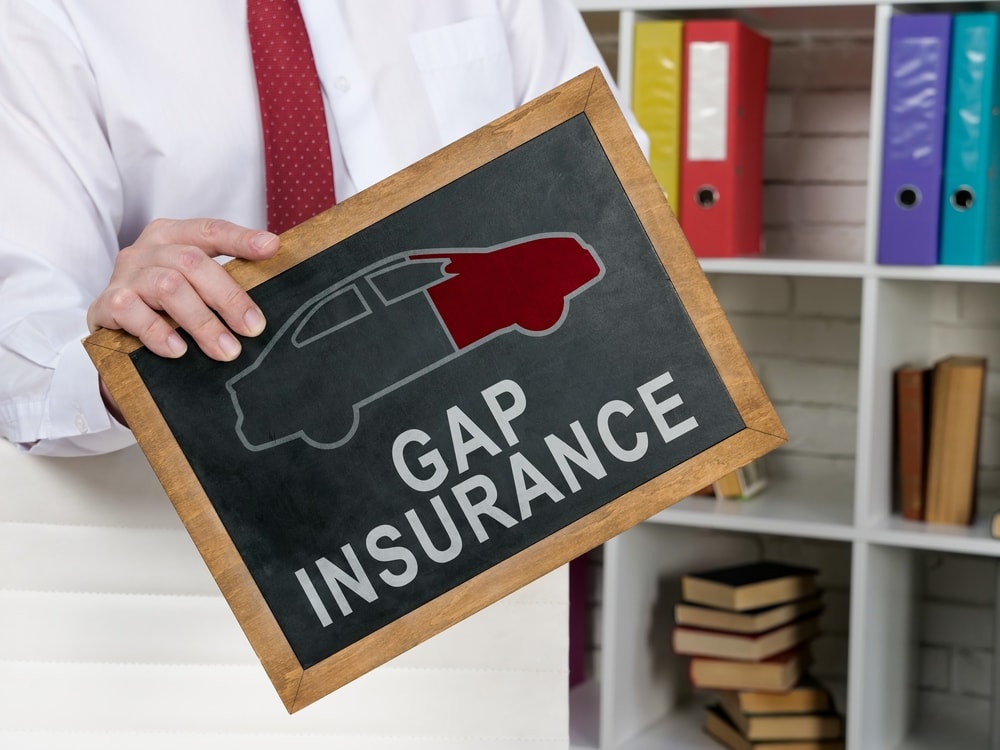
left=924, top=357, right=987, bottom=525
left=633, top=20, right=684, bottom=210
left=894, top=365, right=929, bottom=520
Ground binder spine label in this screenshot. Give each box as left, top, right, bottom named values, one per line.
left=953, top=23, right=991, bottom=174
left=687, top=42, right=729, bottom=161
left=886, top=36, right=947, bottom=166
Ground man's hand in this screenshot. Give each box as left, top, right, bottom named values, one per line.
left=87, top=218, right=280, bottom=361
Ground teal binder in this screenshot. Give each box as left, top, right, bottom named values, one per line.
left=940, top=12, right=1000, bottom=265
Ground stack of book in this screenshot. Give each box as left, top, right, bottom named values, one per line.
left=672, top=560, right=845, bottom=749
left=704, top=677, right=844, bottom=750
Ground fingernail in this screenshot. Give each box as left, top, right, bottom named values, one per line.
left=219, top=332, right=242, bottom=360
left=244, top=306, right=266, bottom=336
left=167, top=332, right=188, bottom=358
left=251, top=232, right=279, bottom=252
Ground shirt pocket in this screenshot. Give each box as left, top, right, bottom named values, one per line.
left=408, top=14, right=514, bottom=146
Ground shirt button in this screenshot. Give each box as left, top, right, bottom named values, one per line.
left=333, top=76, right=350, bottom=92
left=75, top=414, right=89, bottom=434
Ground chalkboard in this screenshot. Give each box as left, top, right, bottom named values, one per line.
left=85, top=69, right=786, bottom=713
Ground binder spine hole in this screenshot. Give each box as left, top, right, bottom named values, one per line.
left=951, top=187, right=975, bottom=211
left=695, top=186, right=719, bottom=208
left=896, top=186, right=920, bottom=209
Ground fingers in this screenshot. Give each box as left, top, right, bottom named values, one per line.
left=89, top=283, right=193, bottom=359
left=89, top=218, right=281, bottom=362
left=142, top=217, right=280, bottom=262
left=146, top=241, right=268, bottom=339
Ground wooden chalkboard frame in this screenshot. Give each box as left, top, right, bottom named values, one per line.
left=84, top=69, right=786, bottom=713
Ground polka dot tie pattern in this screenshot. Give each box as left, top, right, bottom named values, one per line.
left=247, top=0, right=335, bottom=234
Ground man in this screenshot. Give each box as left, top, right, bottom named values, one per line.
left=1, top=2, right=646, bottom=746
left=0, top=0, right=646, bottom=456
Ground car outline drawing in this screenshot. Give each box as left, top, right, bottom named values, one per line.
left=226, top=232, right=605, bottom=452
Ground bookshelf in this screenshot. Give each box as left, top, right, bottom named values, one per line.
left=574, top=2, right=1000, bottom=749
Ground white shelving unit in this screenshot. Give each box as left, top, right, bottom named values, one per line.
left=574, top=2, right=1000, bottom=749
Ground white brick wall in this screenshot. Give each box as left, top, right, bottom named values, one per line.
left=762, top=34, right=872, bottom=263
left=769, top=37, right=875, bottom=90
left=917, top=553, right=996, bottom=716
left=709, top=273, right=860, bottom=480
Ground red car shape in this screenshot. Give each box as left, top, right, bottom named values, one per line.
left=226, top=233, right=604, bottom=451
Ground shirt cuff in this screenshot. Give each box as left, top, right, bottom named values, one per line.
left=31, top=335, right=135, bottom=456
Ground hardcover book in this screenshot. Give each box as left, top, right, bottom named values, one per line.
left=718, top=692, right=843, bottom=741
left=673, top=615, right=820, bottom=661
left=721, top=673, right=833, bottom=714
left=893, top=364, right=931, bottom=521
left=704, top=705, right=845, bottom=750
left=682, top=560, right=818, bottom=612
left=675, top=594, right=823, bottom=635
left=924, top=355, right=987, bottom=525
left=689, top=647, right=811, bottom=692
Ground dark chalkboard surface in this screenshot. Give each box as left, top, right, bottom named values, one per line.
left=85, top=69, right=786, bottom=712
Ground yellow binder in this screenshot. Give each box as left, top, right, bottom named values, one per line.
left=633, top=20, right=683, bottom=208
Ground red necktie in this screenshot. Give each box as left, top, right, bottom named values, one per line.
left=248, top=0, right=335, bottom=234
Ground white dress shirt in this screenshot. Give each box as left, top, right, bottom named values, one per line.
left=0, top=0, right=646, bottom=457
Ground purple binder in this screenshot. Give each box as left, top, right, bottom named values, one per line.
left=877, top=14, right=952, bottom=265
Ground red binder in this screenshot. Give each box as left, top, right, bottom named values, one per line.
left=679, top=20, right=770, bottom=258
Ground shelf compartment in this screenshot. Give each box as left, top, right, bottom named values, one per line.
left=849, top=543, right=996, bottom=750
left=596, top=525, right=763, bottom=748
left=571, top=698, right=719, bottom=750
left=649, top=475, right=856, bottom=540
left=866, top=510, right=1000, bottom=557
left=860, top=278, right=1000, bottom=527
left=897, top=694, right=991, bottom=750
left=590, top=522, right=851, bottom=748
